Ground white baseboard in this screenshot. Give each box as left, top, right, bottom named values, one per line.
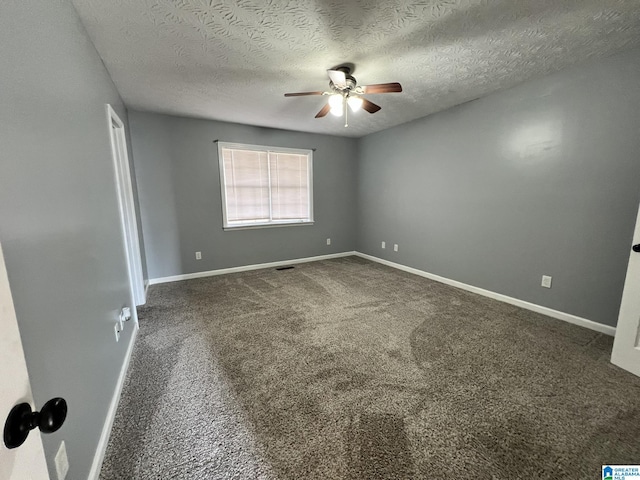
left=88, top=324, right=138, bottom=480
left=149, top=250, right=615, bottom=336
left=149, top=251, right=357, bottom=285
left=354, top=252, right=616, bottom=337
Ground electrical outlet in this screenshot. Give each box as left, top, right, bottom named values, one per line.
left=541, top=275, right=552, bottom=288
left=326, top=238, right=331, bottom=245
left=55, top=441, right=69, bottom=480
left=114, top=323, right=121, bottom=342
left=381, top=241, right=386, bottom=249
left=394, top=244, right=399, bottom=252
left=195, top=251, right=202, bottom=260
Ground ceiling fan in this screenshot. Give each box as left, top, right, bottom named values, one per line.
left=284, top=66, right=402, bottom=127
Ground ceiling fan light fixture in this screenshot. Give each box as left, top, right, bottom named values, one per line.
left=330, top=104, right=344, bottom=117
left=348, top=96, right=363, bottom=112
left=284, top=66, right=402, bottom=126
left=328, top=94, right=344, bottom=116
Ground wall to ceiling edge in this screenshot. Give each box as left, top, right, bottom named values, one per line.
left=357, top=46, right=640, bottom=328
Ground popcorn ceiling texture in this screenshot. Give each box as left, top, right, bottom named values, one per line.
left=99, top=257, right=640, bottom=479
left=71, top=0, right=640, bottom=137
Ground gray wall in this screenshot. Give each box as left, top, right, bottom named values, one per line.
left=0, top=0, right=139, bottom=477
left=357, top=47, right=640, bottom=328
left=130, top=111, right=358, bottom=279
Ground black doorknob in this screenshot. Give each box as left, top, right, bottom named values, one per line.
left=3, top=397, right=67, bottom=449
left=633, top=244, right=640, bottom=252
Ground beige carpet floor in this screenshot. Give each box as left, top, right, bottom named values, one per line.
left=100, top=256, right=640, bottom=479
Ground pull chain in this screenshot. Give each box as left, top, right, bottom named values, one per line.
left=344, top=95, right=348, bottom=127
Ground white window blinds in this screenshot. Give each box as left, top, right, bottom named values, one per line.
left=222, top=148, right=270, bottom=224
left=270, top=152, right=310, bottom=221
left=219, top=143, right=313, bottom=229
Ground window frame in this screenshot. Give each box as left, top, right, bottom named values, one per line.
left=217, top=141, right=314, bottom=231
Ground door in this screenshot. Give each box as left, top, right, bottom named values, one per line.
left=611, top=201, right=640, bottom=377
left=106, top=105, right=145, bottom=306
left=0, top=242, right=49, bottom=480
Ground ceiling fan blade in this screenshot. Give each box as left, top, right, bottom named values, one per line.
left=327, top=69, right=347, bottom=89
left=284, top=91, right=324, bottom=97
left=315, top=103, right=331, bottom=118
left=361, top=82, right=403, bottom=94
left=361, top=98, right=381, bottom=114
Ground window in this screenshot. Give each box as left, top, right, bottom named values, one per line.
left=218, top=142, right=313, bottom=230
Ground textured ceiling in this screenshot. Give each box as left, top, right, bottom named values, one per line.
left=71, top=0, right=640, bottom=137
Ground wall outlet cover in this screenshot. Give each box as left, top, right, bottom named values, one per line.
left=195, top=251, right=202, bottom=260
left=326, top=238, right=331, bottom=245
left=394, top=244, right=399, bottom=252
left=541, top=275, right=552, bottom=288
left=381, top=241, right=386, bottom=249
left=55, top=441, right=69, bottom=480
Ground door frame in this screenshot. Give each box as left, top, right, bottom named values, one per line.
left=106, top=105, right=145, bottom=306
left=611, top=199, right=640, bottom=377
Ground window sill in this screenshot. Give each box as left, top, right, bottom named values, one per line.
left=223, top=221, right=314, bottom=232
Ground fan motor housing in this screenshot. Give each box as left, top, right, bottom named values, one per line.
left=344, top=75, right=357, bottom=90
left=330, top=75, right=357, bottom=92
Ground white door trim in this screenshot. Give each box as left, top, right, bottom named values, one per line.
left=0, top=242, right=49, bottom=479
left=611, top=200, right=640, bottom=376
left=106, top=105, right=145, bottom=306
